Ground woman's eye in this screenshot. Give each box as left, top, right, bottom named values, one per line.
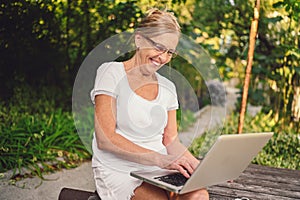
left=155, top=44, right=166, bottom=52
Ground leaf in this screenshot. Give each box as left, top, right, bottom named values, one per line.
left=266, top=16, right=283, bottom=23
left=294, top=67, right=300, bottom=75
left=273, top=1, right=284, bottom=8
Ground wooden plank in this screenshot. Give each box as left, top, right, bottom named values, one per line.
left=242, top=169, right=300, bottom=184
left=245, top=164, right=300, bottom=180
left=211, top=181, right=300, bottom=199
left=208, top=164, right=300, bottom=200
left=209, top=194, right=239, bottom=200
left=234, top=176, right=300, bottom=192
left=241, top=166, right=300, bottom=187
left=208, top=186, right=297, bottom=200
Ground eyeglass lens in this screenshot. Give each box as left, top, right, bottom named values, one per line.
left=142, top=35, right=177, bottom=57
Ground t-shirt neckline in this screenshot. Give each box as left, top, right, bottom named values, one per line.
left=119, top=62, right=161, bottom=102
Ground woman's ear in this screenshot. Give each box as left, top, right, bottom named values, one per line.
left=134, top=33, right=142, bottom=49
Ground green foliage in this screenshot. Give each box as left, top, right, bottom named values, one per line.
left=0, top=0, right=142, bottom=99
left=0, top=0, right=63, bottom=99
left=1, top=0, right=299, bottom=177
left=254, top=131, right=300, bottom=169
left=0, top=85, right=90, bottom=176
left=177, top=109, right=197, bottom=132
left=255, top=0, right=300, bottom=123
left=189, top=111, right=300, bottom=170
left=188, top=129, right=219, bottom=159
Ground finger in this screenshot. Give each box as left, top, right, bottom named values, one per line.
left=168, top=162, right=189, bottom=178
left=178, top=166, right=190, bottom=178
left=183, top=162, right=194, bottom=175
left=177, top=157, right=194, bottom=175
left=174, top=161, right=191, bottom=178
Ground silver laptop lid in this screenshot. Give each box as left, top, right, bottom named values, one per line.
left=180, top=132, right=273, bottom=194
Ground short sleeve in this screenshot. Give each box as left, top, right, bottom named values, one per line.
left=157, top=73, right=179, bottom=111
left=167, top=82, right=179, bottom=111
left=90, top=62, right=119, bottom=104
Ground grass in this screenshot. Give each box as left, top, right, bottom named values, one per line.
left=0, top=85, right=91, bottom=179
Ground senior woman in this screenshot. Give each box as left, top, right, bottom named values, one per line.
left=90, top=8, right=209, bottom=200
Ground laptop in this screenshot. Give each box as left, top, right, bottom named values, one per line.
left=130, top=132, right=273, bottom=194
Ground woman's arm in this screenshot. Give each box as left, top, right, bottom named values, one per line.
left=94, top=94, right=164, bottom=166
left=162, top=110, right=200, bottom=177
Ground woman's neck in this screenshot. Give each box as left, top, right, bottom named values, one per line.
left=123, top=56, right=156, bottom=81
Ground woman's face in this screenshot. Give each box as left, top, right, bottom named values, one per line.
left=135, top=32, right=179, bottom=76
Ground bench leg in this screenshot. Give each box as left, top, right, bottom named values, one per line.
left=58, top=187, right=101, bottom=200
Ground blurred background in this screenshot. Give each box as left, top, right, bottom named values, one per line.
left=0, top=0, right=299, bottom=179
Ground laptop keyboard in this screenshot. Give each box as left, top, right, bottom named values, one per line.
left=154, top=173, right=188, bottom=186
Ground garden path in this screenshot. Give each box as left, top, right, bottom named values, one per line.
left=178, top=83, right=240, bottom=147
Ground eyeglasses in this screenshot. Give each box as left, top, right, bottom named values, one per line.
left=141, top=34, right=178, bottom=58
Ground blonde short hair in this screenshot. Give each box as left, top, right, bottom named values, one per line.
left=136, top=8, right=181, bottom=38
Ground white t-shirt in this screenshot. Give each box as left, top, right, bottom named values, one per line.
left=90, top=62, right=178, bottom=172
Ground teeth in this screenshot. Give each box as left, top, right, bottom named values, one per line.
left=151, top=59, right=160, bottom=66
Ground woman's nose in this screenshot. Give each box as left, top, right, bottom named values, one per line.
left=158, top=51, right=170, bottom=63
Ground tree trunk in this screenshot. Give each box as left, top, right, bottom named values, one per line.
left=292, top=76, right=300, bottom=122
left=237, top=0, right=260, bottom=134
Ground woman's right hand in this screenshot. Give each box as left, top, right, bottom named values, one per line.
left=157, top=154, right=199, bottom=178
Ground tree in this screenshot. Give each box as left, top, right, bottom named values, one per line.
left=238, top=0, right=260, bottom=133
left=0, top=0, right=63, bottom=98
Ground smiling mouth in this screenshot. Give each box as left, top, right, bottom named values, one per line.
left=150, top=58, right=161, bottom=67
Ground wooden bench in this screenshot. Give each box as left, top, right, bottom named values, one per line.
left=208, top=164, right=300, bottom=199
left=58, top=164, right=300, bottom=200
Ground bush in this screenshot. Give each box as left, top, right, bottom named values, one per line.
left=0, top=85, right=90, bottom=177
left=177, top=109, right=197, bottom=132
left=189, top=111, right=300, bottom=170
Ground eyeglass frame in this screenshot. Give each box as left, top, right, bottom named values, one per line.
left=139, top=34, right=178, bottom=58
